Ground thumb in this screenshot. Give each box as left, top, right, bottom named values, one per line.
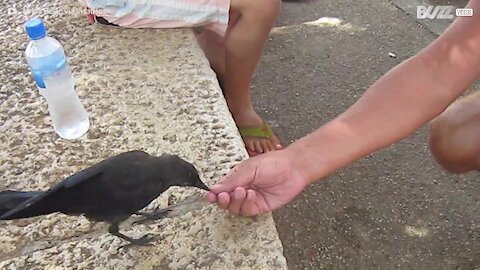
left=210, top=161, right=256, bottom=194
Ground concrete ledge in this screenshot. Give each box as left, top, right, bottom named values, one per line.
left=0, top=1, right=287, bottom=269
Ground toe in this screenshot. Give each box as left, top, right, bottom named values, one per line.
left=260, top=140, right=271, bottom=152
left=245, top=140, right=256, bottom=152
left=265, top=139, right=276, bottom=152
left=271, top=134, right=283, bottom=149
left=247, top=149, right=260, bottom=157
left=253, top=141, right=264, bottom=153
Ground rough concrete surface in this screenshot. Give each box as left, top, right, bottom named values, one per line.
left=0, top=0, right=286, bottom=269
left=252, top=0, right=480, bottom=269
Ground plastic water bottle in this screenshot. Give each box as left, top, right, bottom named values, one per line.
left=25, top=18, right=90, bottom=140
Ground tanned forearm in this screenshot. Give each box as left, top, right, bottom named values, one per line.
left=287, top=1, right=480, bottom=184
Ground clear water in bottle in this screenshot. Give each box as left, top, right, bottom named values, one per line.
left=41, top=67, right=90, bottom=139
left=25, top=18, right=90, bottom=139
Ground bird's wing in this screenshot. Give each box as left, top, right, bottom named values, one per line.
left=0, top=163, right=104, bottom=220
left=63, top=150, right=149, bottom=190
left=63, top=164, right=104, bottom=189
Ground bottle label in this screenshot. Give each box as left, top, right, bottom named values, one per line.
left=32, top=69, right=46, bottom=88
left=31, top=58, right=68, bottom=89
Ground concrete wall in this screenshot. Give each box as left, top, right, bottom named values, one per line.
left=0, top=1, right=287, bottom=269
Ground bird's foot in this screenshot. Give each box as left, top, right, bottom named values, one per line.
left=117, top=233, right=155, bottom=250
left=133, top=209, right=171, bottom=225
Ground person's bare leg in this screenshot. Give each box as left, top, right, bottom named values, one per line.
left=197, top=0, right=282, bottom=155
left=223, top=0, right=282, bottom=154
left=196, top=28, right=227, bottom=77
left=429, top=91, right=480, bottom=173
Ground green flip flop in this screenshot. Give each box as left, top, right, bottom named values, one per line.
left=238, top=122, right=282, bottom=156
left=239, top=123, right=274, bottom=138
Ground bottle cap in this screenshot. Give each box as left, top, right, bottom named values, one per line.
left=25, top=18, right=46, bottom=40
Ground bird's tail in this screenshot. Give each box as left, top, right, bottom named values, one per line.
left=0, top=190, right=43, bottom=218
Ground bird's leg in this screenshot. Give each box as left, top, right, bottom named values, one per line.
left=133, top=197, right=207, bottom=225
left=108, top=222, right=155, bottom=250
left=133, top=208, right=171, bottom=225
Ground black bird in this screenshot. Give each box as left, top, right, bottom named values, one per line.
left=0, top=150, right=209, bottom=247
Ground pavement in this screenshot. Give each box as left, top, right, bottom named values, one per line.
left=252, top=0, right=480, bottom=269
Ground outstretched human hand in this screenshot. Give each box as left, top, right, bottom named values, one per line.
left=207, top=150, right=309, bottom=216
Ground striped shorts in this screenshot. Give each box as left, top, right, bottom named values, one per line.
left=81, top=0, right=231, bottom=36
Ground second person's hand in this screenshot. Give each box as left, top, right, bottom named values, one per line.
left=207, top=149, right=309, bottom=216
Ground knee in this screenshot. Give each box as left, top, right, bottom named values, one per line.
left=428, top=105, right=480, bottom=173
left=429, top=116, right=464, bottom=173
left=231, top=0, right=281, bottom=20
left=261, top=0, right=282, bottom=15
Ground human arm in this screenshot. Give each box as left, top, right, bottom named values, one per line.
left=207, top=0, right=480, bottom=215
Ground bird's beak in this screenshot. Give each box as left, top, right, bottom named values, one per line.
left=196, top=181, right=210, bottom=191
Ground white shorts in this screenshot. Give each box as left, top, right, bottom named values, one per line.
left=81, top=0, right=231, bottom=36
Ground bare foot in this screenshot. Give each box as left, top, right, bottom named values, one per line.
left=231, top=109, right=283, bottom=156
